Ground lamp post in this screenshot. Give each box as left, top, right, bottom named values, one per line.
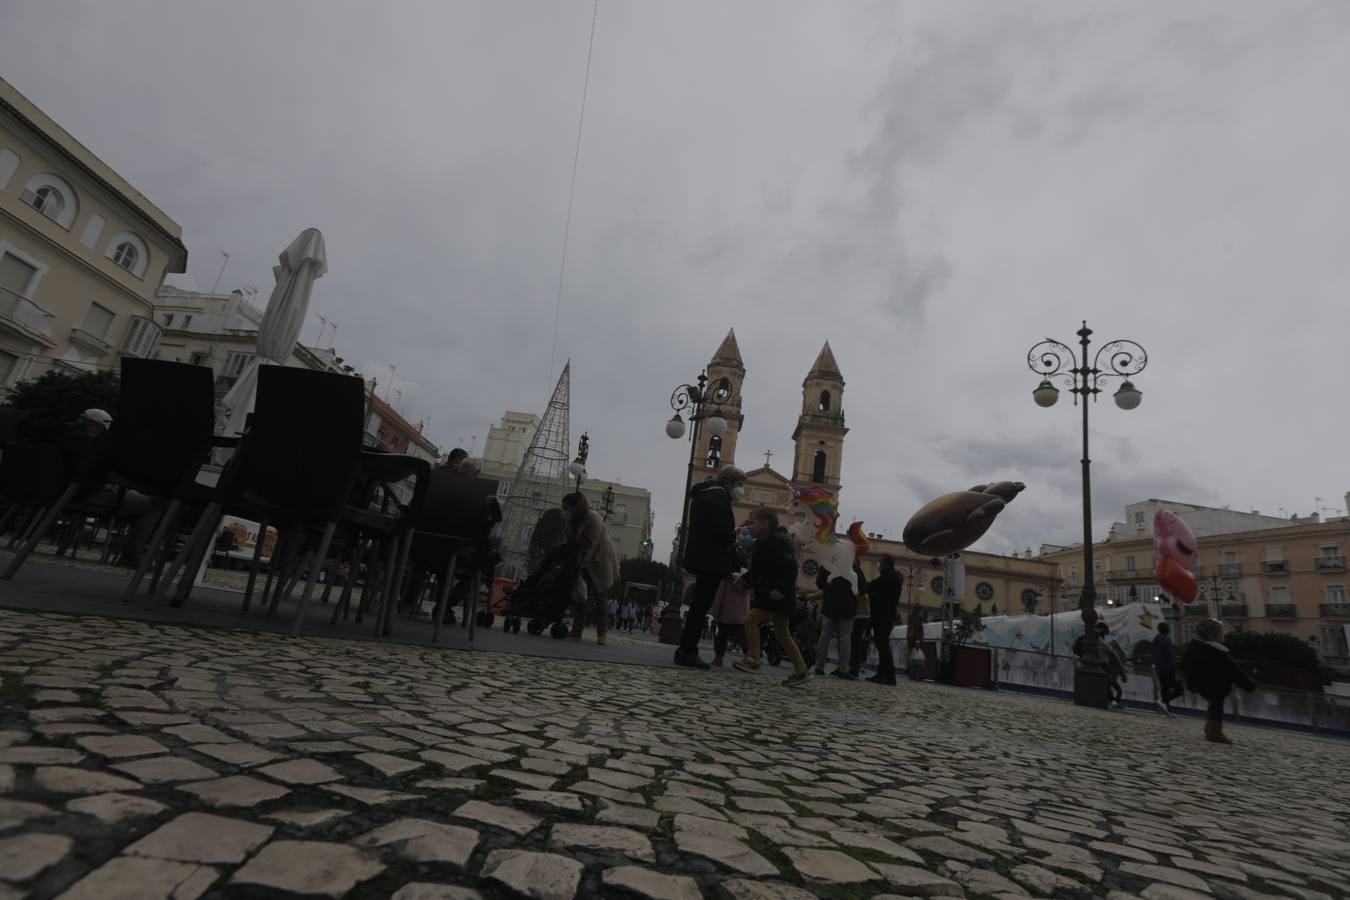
left=659, top=370, right=734, bottom=644
left=600, top=484, right=616, bottom=523
left=1027, top=322, right=1147, bottom=708
left=568, top=433, right=589, bottom=491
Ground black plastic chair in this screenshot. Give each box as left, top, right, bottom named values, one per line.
left=405, top=472, right=502, bottom=642
left=152, top=365, right=365, bottom=635
left=2, top=358, right=217, bottom=585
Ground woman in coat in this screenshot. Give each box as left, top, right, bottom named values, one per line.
left=562, top=492, right=620, bottom=644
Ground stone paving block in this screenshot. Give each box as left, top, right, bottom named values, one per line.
left=1009, top=863, right=1086, bottom=895
left=550, top=823, right=655, bottom=862
left=452, top=799, right=541, bottom=836
left=415, top=776, right=483, bottom=792
left=0, top=832, right=73, bottom=881
left=514, top=789, right=585, bottom=814
left=1140, top=886, right=1214, bottom=900
left=176, top=775, right=290, bottom=808
left=355, top=817, right=479, bottom=868
left=784, top=846, right=880, bottom=883
left=161, top=724, right=233, bottom=744
left=0, top=745, right=85, bottom=765
left=231, top=840, right=384, bottom=897
left=490, top=768, right=557, bottom=790
left=602, top=865, right=702, bottom=900
left=190, top=742, right=282, bottom=767
left=111, top=756, right=218, bottom=784
left=870, top=863, right=966, bottom=896
left=356, top=751, right=425, bottom=777
left=832, top=828, right=923, bottom=861
left=481, top=849, right=584, bottom=900
left=1120, top=863, right=1213, bottom=892
left=421, top=749, right=488, bottom=773
left=0, top=798, right=55, bottom=830
left=598, top=800, right=660, bottom=830
left=0, top=764, right=10, bottom=794
left=718, top=879, right=821, bottom=900
left=54, top=856, right=218, bottom=900
left=674, top=813, right=747, bottom=841
left=391, top=885, right=484, bottom=900
left=256, top=757, right=341, bottom=785
left=324, top=784, right=422, bottom=806
left=74, top=734, right=169, bottom=759
left=586, top=766, right=646, bottom=790
left=907, top=835, right=995, bottom=863
left=33, top=765, right=141, bottom=795
left=27, top=706, right=104, bottom=724
left=674, top=831, right=777, bottom=876
left=1091, top=840, right=1159, bottom=863
left=66, top=791, right=167, bottom=824
left=288, top=740, right=361, bottom=753
left=263, top=807, right=349, bottom=827
left=654, top=795, right=724, bottom=819
left=126, top=812, right=272, bottom=864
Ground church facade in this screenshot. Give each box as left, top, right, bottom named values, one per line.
left=687, top=331, right=1058, bottom=619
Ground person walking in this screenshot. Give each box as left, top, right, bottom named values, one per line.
left=905, top=603, right=926, bottom=680
left=733, top=508, right=809, bottom=686
left=561, top=492, right=620, bottom=645
left=867, top=555, right=903, bottom=684
left=812, top=567, right=858, bottom=680
left=1075, top=621, right=1127, bottom=708
left=1152, top=621, right=1183, bottom=716
left=1182, top=618, right=1256, bottom=744
left=676, top=466, right=747, bottom=668
left=710, top=570, right=751, bottom=667
left=848, top=561, right=872, bottom=678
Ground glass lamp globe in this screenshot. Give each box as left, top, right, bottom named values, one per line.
left=568, top=459, right=586, bottom=478
left=1113, top=380, right=1142, bottom=410
left=1033, top=379, right=1060, bottom=408
left=705, top=413, right=728, bottom=436
left=665, top=414, right=686, bottom=439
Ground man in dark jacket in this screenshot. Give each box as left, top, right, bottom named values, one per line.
left=866, top=555, right=903, bottom=685
left=676, top=465, right=746, bottom=668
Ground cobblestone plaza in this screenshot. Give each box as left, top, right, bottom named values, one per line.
left=1, top=606, right=1348, bottom=900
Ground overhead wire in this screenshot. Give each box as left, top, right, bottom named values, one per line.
left=547, top=0, right=599, bottom=390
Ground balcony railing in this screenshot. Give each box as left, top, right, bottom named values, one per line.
left=1183, top=605, right=1210, bottom=618
left=1262, top=560, right=1289, bottom=575
left=1217, top=563, right=1243, bottom=577
left=1220, top=604, right=1248, bottom=618
left=68, top=327, right=112, bottom=356
left=1318, top=604, right=1350, bottom=619
left=0, top=286, right=56, bottom=341
left=1315, top=556, right=1346, bottom=572
left=1266, top=604, right=1297, bottom=620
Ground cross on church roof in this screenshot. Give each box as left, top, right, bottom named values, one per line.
left=763, top=449, right=773, bottom=467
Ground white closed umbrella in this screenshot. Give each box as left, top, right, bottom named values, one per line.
left=219, top=228, right=328, bottom=439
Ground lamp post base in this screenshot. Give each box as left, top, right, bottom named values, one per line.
left=657, top=612, right=684, bottom=645
left=1073, top=663, right=1111, bottom=709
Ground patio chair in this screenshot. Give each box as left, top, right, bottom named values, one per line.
left=405, top=472, right=502, bottom=643
left=2, top=358, right=217, bottom=585
left=152, top=365, right=365, bottom=635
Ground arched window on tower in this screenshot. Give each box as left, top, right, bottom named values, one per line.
left=812, top=450, right=827, bottom=484
left=818, top=390, right=831, bottom=411
left=706, top=434, right=722, bottom=468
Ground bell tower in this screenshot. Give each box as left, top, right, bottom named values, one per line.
left=693, top=329, right=746, bottom=473
left=792, top=341, right=847, bottom=494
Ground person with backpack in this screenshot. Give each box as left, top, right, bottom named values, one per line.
left=677, top=466, right=746, bottom=668
left=811, top=566, right=859, bottom=680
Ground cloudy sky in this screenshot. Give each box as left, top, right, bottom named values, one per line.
left=4, top=1, right=1348, bottom=557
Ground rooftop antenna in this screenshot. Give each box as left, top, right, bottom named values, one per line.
left=210, top=250, right=231, bottom=294
left=385, top=363, right=397, bottom=402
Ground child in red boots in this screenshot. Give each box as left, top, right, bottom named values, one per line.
left=1182, top=618, right=1256, bottom=744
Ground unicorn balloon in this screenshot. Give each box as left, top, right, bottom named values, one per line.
left=786, top=485, right=870, bottom=592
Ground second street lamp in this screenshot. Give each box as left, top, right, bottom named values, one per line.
left=659, top=370, right=734, bottom=644
left=1027, top=321, right=1148, bottom=709
left=569, top=433, right=589, bottom=491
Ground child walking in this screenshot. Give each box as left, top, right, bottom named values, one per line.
left=733, top=508, right=809, bottom=687
left=710, top=570, right=751, bottom=667
left=1182, top=618, right=1256, bottom=744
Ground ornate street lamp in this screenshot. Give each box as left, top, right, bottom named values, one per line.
left=568, top=433, right=589, bottom=490
left=659, top=370, right=734, bottom=643
left=601, top=484, right=616, bottom=522
left=1197, top=570, right=1238, bottom=624
left=1027, top=321, right=1148, bottom=708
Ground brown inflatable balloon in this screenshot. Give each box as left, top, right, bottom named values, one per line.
left=902, top=481, right=1026, bottom=557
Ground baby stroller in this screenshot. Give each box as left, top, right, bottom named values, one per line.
left=758, top=594, right=819, bottom=668
left=504, top=545, right=580, bottom=639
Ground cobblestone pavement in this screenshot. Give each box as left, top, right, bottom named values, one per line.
left=2, top=610, right=1349, bottom=900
